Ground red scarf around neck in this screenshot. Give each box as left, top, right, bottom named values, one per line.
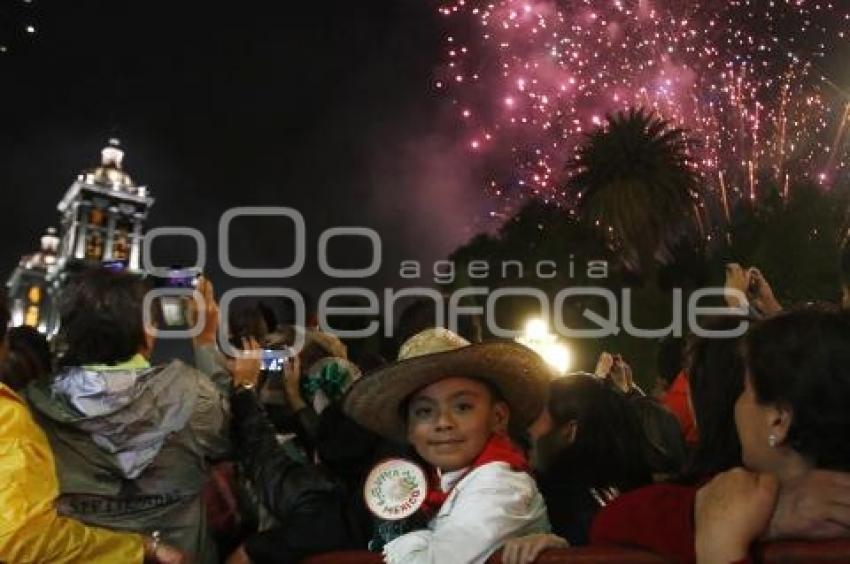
left=420, top=433, right=529, bottom=518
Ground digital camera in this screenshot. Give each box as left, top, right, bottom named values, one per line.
left=151, top=267, right=201, bottom=327
left=261, top=347, right=295, bottom=372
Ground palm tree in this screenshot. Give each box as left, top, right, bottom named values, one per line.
left=566, top=108, right=703, bottom=276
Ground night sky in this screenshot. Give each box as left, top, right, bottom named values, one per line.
left=1, top=0, right=486, bottom=297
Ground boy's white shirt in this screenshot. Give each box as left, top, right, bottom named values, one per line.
left=383, top=461, right=550, bottom=564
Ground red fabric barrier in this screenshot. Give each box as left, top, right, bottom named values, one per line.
left=756, top=539, right=850, bottom=563
left=490, top=547, right=668, bottom=563
left=301, top=552, right=382, bottom=564
left=299, top=540, right=850, bottom=563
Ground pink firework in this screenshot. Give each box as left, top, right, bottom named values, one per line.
left=434, top=0, right=850, bottom=214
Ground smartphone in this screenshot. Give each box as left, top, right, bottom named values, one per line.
left=162, top=267, right=199, bottom=289
left=261, top=348, right=294, bottom=372
left=160, top=297, right=187, bottom=327
left=152, top=267, right=201, bottom=327
left=102, top=259, right=128, bottom=272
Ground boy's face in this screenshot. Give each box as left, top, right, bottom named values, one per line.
left=406, top=376, right=509, bottom=472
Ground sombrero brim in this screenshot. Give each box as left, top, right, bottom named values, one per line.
left=342, top=341, right=552, bottom=442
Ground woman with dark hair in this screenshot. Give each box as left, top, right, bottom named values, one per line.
left=503, top=373, right=650, bottom=562
left=736, top=309, right=850, bottom=473
left=502, top=373, right=653, bottom=563
left=536, top=374, right=651, bottom=541
left=586, top=309, right=850, bottom=563
left=679, top=316, right=748, bottom=481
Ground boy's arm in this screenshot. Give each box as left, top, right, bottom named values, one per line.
left=383, top=464, right=547, bottom=564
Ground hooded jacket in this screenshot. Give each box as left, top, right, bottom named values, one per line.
left=26, top=347, right=231, bottom=564
left=0, top=381, right=144, bottom=563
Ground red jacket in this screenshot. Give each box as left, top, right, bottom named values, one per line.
left=662, top=372, right=699, bottom=446
left=590, top=483, right=698, bottom=563
left=590, top=483, right=751, bottom=564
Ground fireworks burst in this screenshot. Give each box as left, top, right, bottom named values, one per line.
left=434, top=0, right=850, bottom=216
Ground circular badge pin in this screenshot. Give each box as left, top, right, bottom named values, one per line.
left=363, top=458, right=428, bottom=520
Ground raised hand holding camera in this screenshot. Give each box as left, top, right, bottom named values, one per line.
left=189, top=276, right=219, bottom=346
left=226, top=336, right=262, bottom=390
left=746, top=267, right=782, bottom=317
left=282, top=352, right=306, bottom=412
left=724, top=263, right=750, bottom=309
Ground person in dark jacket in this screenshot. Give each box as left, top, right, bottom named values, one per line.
left=595, top=352, right=687, bottom=479
left=254, top=327, right=348, bottom=442
left=528, top=373, right=652, bottom=545
left=678, top=316, right=748, bottom=481
left=226, top=354, right=400, bottom=564
left=226, top=389, right=377, bottom=563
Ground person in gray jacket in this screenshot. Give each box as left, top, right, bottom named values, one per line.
left=27, top=268, right=258, bottom=564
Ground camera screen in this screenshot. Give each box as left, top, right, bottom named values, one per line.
left=160, top=297, right=186, bottom=327
left=261, top=349, right=290, bottom=372
left=102, top=259, right=128, bottom=272
left=164, top=269, right=198, bottom=289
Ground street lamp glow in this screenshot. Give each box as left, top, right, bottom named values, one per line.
left=517, top=317, right=571, bottom=375
left=524, top=318, right=548, bottom=340
left=539, top=342, right=571, bottom=375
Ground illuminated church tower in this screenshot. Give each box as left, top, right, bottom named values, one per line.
left=6, top=228, right=60, bottom=332
left=57, top=138, right=154, bottom=269
left=6, top=139, right=155, bottom=335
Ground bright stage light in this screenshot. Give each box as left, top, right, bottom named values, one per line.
left=516, top=317, right=571, bottom=375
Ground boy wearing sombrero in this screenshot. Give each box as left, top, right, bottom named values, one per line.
left=344, top=328, right=551, bottom=564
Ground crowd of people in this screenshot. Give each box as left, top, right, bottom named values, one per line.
left=2, top=249, right=850, bottom=564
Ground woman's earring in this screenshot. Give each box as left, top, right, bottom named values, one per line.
left=768, top=434, right=778, bottom=447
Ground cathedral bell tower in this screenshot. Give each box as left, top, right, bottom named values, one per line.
left=6, top=139, right=155, bottom=335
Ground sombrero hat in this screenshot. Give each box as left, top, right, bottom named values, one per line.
left=343, top=327, right=552, bottom=441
